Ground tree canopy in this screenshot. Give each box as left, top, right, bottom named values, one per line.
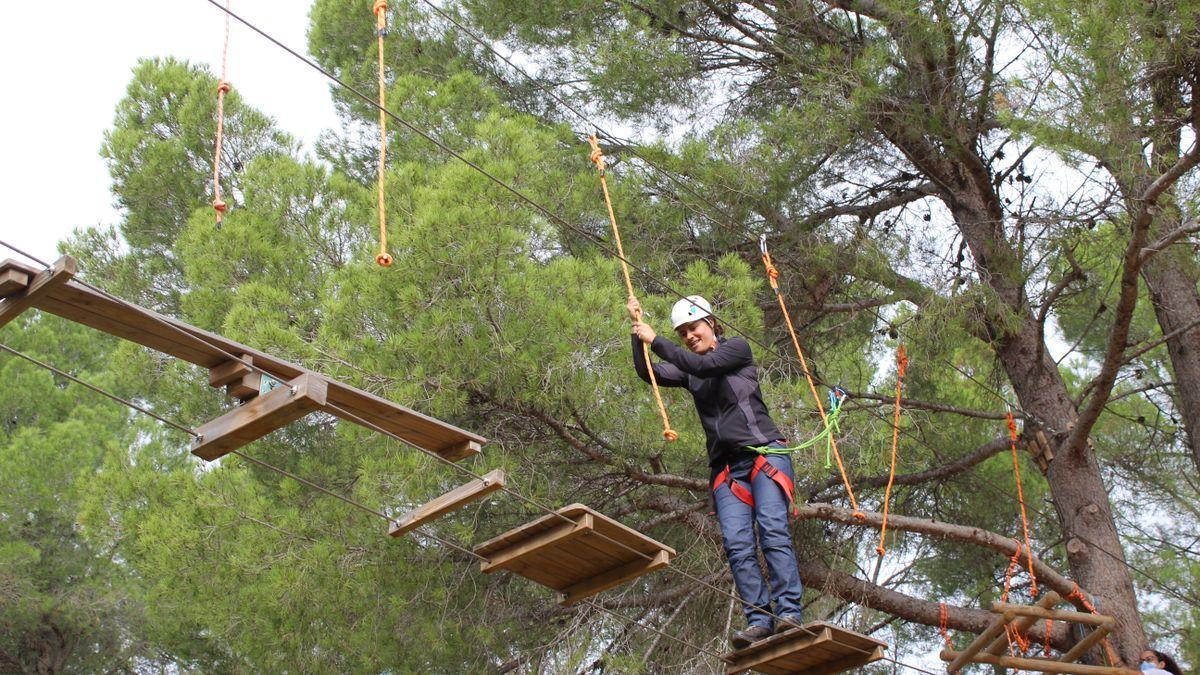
left=2, top=0, right=1198, bottom=672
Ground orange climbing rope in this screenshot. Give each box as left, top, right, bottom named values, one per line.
left=587, top=135, right=676, bottom=442
left=211, top=0, right=232, bottom=224
left=877, top=344, right=907, bottom=555
left=1007, top=409, right=1038, bottom=597
left=1066, top=583, right=1123, bottom=667
left=373, top=0, right=392, bottom=267
left=1001, top=540, right=1032, bottom=661
left=759, top=238, right=863, bottom=518
left=939, top=602, right=952, bottom=651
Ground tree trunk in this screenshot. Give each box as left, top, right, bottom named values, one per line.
left=950, top=191, right=1147, bottom=666
left=1141, top=243, right=1200, bottom=474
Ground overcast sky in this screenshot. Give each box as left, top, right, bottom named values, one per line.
left=0, top=0, right=337, bottom=264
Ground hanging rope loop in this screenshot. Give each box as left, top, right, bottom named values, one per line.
left=373, top=0, right=391, bottom=266
left=587, top=135, right=676, bottom=442
left=759, top=236, right=862, bottom=518
left=211, top=0, right=233, bottom=225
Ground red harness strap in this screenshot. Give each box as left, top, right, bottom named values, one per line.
left=713, top=456, right=798, bottom=516
left=751, top=455, right=798, bottom=516
left=712, top=465, right=755, bottom=507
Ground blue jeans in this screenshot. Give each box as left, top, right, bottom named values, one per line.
left=713, top=447, right=804, bottom=628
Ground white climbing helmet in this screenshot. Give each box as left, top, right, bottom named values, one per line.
left=671, top=295, right=713, bottom=329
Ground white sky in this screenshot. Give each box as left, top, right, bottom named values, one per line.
left=0, top=0, right=337, bottom=263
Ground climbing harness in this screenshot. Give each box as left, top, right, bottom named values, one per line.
left=711, top=455, right=798, bottom=516
left=749, top=386, right=846, bottom=469
left=876, top=344, right=907, bottom=556
left=373, top=0, right=393, bottom=266
left=587, top=135, right=677, bottom=441
left=211, top=0, right=233, bottom=225
left=759, top=236, right=863, bottom=519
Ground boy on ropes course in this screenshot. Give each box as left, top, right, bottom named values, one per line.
left=627, top=294, right=804, bottom=648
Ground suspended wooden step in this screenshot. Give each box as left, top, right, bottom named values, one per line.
left=941, top=590, right=1137, bottom=675
left=0, top=256, right=486, bottom=462
left=724, top=621, right=887, bottom=675
left=389, top=469, right=505, bottom=537
left=473, top=503, right=675, bottom=605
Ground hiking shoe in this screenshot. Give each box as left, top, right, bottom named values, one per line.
left=731, top=624, right=773, bottom=649
left=774, top=613, right=803, bottom=634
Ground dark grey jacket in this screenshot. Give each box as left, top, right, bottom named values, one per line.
left=632, top=334, right=783, bottom=467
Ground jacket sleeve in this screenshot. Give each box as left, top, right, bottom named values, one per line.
left=650, top=336, right=752, bottom=377
left=632, top=334, right=689, bottom=387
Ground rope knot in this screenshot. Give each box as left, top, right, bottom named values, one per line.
left=375, top=252, right=393, bottom=267
left=662, top=429, right=679, bottom=442
left=586, top=135, right=606, bottom=173
left=372, top=0, right=387, bottom=15
left=851, top=510, right=866, bottom=521
left=212, top=198, right=227, bottom=214
left=217, top=80, right=231, bottom=95
left=1006, top=410, right=1018, bottom=441
left=896, top=344, right=908, bottom=377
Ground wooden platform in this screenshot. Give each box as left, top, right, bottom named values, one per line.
left=0, top=257, right=486, bottom=462
left=724, top=622, right=887, bottom=675
left=473, top=503, right=676, bottom=605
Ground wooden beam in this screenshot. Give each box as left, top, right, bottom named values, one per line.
left=0, top=268, right=30, bottom=297
left=191, top=373, right=328, bottom=461
left=479, top=513, right=594, bottom=574
left=557, top=548, right=670, bottom=605
left=946, top=610, right=1015, bottom=672
left=388, top=469, right=505, bottom=537
left=940, top=649, right=1137, bottom=675
left=983, top=591, right=1062, bottom=656
left=990, top=601, right=1114, bottom=628
left=1045, top=625, right=1113, bottom=675
left=0, top=256, right=76, bottom=329
left=436, top=439, right=482, bottom=462
left=209, top=356, right=253, bottom=387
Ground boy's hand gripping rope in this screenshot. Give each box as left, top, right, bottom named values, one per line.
left=876, top=344, right=907, bottom=556
left=373, top=0, right=393, bottom=267
left=760, top=237, right=862, bottom=518
left=588, top=135, right=677, bottom=442
left=1007, top=409, right=1038, bottom=597
left=211, top=0, right=232, bottom=224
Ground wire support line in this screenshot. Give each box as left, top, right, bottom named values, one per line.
left=228, top=448, right=394, bottom=523
left=0, top=342, right=200, bottom=438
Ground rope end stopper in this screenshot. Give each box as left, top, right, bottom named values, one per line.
left=376, top=252, right=393, bottom=267
left=662, top=429, right=678, bottom=442
left=852, top=510, right=866, bottom=521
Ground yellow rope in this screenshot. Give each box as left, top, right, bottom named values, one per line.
left=760, top=241, right=863, bottom=518
left=588, top=135, right=677, bottom=442
left=373, top=0, right=392, bottom=266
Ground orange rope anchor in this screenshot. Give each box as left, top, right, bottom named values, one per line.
left=588, top=135, right=676, bottom=441
left=1007, top=409, right=1037, bottom=597
left=877, top=344, right=907, bottom=555
left=373, top=0, right=392, bottom=267
left=211, top=0, right=232, bottom=224
left=760, top=238, right=862, bottom=518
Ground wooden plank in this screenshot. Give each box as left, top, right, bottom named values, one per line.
left=983, top=591, right=1062, bottom=655
left=478, top=512, right=594, bottom=574
left=0, top=256, right=76, bottom=329
left=804, top=645, right=886, bottom=675
left=0, top=267, right=30, bottom=297
left=389, top=469, right=506, bottom=537
left=990, top=601, right=1114, bottom=628
left=226, top=371, right=263, bottom=401
left=940, top=649, right=1138, bottom=675
left=1045, top=625, right=1112, bottom=675
left=474, top=504, right=590, bottom=557
left=209, top=357, right=253, bottom=387
left=191, top=373, right=328, bottom=461
left=947, top=610, right=1015, bottom=672
left=558, top=548, right=671, bottom=605
left=727, top=626, right=833, bottom=673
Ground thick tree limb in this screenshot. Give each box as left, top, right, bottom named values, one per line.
left=804, top=436, right=1011, bottom=497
